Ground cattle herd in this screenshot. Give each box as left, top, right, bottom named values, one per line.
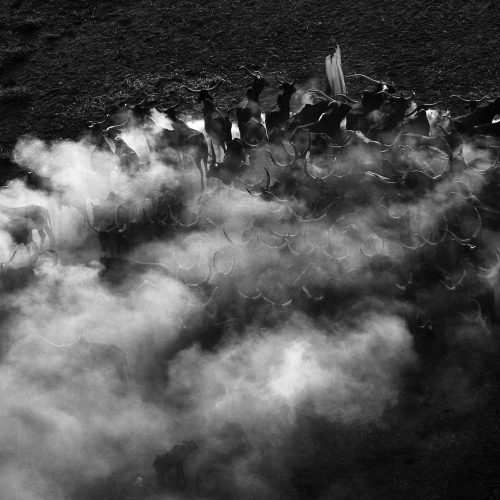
left=1, top=46, right=500, bottom=496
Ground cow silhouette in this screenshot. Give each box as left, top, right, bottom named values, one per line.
left=153, top=440, right=199, bottom=489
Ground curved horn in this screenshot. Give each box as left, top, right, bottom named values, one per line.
left=187, top=286, right=219, bottom=308
left=39, top=332, right=82, bottom=348
left=404, top=91, right=416, bottom=101
left=260, top=282, right=292, bottom=307
left=302, top=285, right=324, bottom=302
left=267, top=142, right=299, bottom=169
left=439, top=268, right=466, bottom=291
left=287, top=237, right=315, bottom=256
left=304, top=154, right=337, bottom=180
left=103, top=118, right=130, bottom=133
left=345, top=73, right=381, bottom=85
left=445, top=206, right=482, bottom=244
left=241, top=138, right=260, bottom=149
left=324, top=130, right=356, bottom=150
left=177, top=209, right=200, bottom=229
left=264, top=167, right=271, bottom=191
left=143, top=206, right=157, bottom=224
left=207, top=79, right=225, bottom=92
left=335, top=93, right=358, bottom=104
left=305, top=89, right=336, bottom=103
left=114, top=203, right=130, bottom=228
left=381, top=129, right=404, bottom=153
left=478, top=250, right=500, bottom=279
left=450, top=95, right=492, bottom=104
left=379, top=193, right=408, bottom=219
left=158, top=95, right=183, bottom=112
left=413, top=217, right=449, bottom=246
left=267, top=224, right=300, bottom=240
left=460, top=299, right=484, bottom=324
left=212, top=249, right=235, bottom=276
left=360, top=235, right=384, bottom=258
left=240, top=65, right=259, bottom=77
left=275, top=75, right=285, bottom=85
left=179, top=84, right=203, bottom=93
left=223, top=226, right=255, bottom=246
left=181, top=263, right=212, bottom=287
left=417, top=101, right=443, bottom=109
left=237, top=286, right=262, bottom=300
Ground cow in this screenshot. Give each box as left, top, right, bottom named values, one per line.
left=112, top=136, right=143, bottom=176
left=86, top=195, right=128, bottom=256
left=180, top=80, right=232, bottom=152
left=452, top=97, right=500, bottom=134
left=153, top=96, right=209, bottom=190
left=153, top=440, right=199, bottom=489
left=266, top=77, right=297, bottom=143
left=207, top=139, right=247, bottom=186
left=124, top=96, right=155, bottom=126
left=472, top=121, right=500, bottom=137
left=0, top=249, right=58, bottom=292
left=1, top=217, right=36, bottom=252
left=291, top=99, right=351, bottom=140
left=0, top=204, right=55, bottom=248
left=237, top=66, right=269, bottom=146
left=285, top=99, right=331, bottom=137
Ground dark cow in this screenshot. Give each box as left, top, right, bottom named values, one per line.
left=1, top=217, right=36, bottom=252
left=0, top=204, right=55, bottom=248
left=153, top=440, right=199, bottom=489
left=285, top=99, right=331, bottom=137
left=125, top=96, right=154, bottom=126
left=0, top=249, right=58, bottom=292
left=98, top=255, right=172, bottom=286
left=86, top=195, right=128, bottom=256
left=181, top=81, right=232, bottom=151
left=452, top=97, right=500, bottom=133
left=112, top=136, right=143, bottom=176
left=404, top=108, right=431, bottom=136
left=266, top=77, right=297, bottom=142
left=472, top=121, right=500, bottom=137
left=153, top=97, right=209, bottom=190
left=237, top=66, right=269, bottom=145
left=207, top=139, right=247, bottom=185
left=291, top=100, right=351, bottom=140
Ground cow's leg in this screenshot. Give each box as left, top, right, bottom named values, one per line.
left=43, top=213, right=57, bottom=248
left=156, top=470, right=165, bottom=488
left=177, top=463, right=186, bottom=489
left=178, top=150, right=185, bottom=170
left=194, top=154, right=205, bottom=191
left=37, top=228, right=46, bottom=249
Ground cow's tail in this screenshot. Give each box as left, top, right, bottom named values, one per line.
left=44, top=208, right=56, bottom=246
left=325, top=43, right=346, bottom=97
